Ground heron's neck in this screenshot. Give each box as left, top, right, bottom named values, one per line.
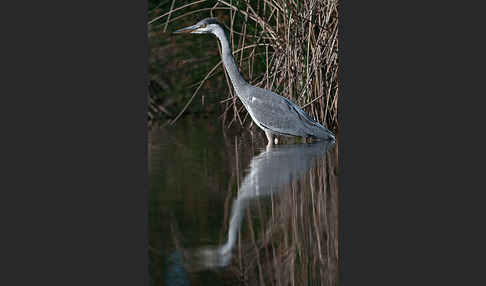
left=221, top=197, right=249, bottom=254
left=213, top=27, right=248, bottom=94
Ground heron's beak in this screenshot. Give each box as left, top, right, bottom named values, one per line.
left=173, top=24, right=199, bottom=34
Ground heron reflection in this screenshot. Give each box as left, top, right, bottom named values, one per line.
left=195, top=140, right=334, bottom=268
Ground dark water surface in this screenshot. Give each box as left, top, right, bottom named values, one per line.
left=149, top=117, right=339, bottom=286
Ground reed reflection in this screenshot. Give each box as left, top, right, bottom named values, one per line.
left=195, top=140, right=335, bottom=271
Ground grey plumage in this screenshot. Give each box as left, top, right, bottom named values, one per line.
left=239, top=86, right=333, bottom=139
left=174, top=18, right=335, bottom=144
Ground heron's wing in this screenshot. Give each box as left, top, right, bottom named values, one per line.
left=245, top=87, right=323, bottom=136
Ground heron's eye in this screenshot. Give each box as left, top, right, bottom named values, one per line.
left=200, top=24, right=207, bottom=28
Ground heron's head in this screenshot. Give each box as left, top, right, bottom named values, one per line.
left=173, top=18, right=221, bottom=35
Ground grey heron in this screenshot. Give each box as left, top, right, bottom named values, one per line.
left=174, top=18, right=336, bottom=145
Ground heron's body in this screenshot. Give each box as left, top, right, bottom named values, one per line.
left=174, top=18, right=335, bottom=145
left=240, top=86, right=332, bottom=141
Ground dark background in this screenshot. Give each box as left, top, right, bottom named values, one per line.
left=1, top=0, right=483, bottom=285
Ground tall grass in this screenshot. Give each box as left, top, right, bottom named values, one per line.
left=149, top=0, right=339, bottom=129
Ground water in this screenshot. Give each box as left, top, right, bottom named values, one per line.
left=149, top=117, right=339, bottom=285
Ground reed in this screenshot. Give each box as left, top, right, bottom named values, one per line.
left=228, top=138, right=339, bottom=285
left=149, top=0, right=339, bottom=131
left=211, top=133, right=339, bottom=285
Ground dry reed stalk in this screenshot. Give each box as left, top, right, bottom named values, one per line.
left=163, top=0, right=176, bottom=32
left=246, top=206, right=265, bottom=286
left=149, top=0, right=338, bottom=129
left=225, top=145, right=339, bottom=285
left=220, top=170, right=236, bottom=242
left=149, top=0, right=206, bottom=25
